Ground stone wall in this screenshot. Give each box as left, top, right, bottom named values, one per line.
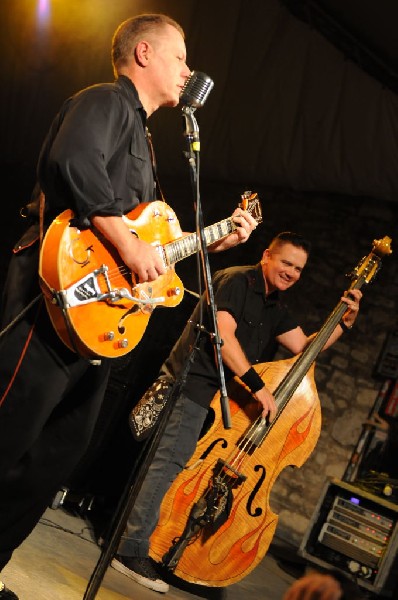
left=263, top=190, right=397, bottom=546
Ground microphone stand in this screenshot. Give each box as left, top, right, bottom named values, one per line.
left=182, top=106, right=232, bottom=429
left=82, top=105, right=231, bottom=600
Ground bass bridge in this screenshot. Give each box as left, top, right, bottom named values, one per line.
left=162, top=459, right=246, bottom=570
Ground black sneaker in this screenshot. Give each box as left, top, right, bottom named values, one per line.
left=0, top=582, right=19, bottom=600
left=111, top=555, right=169, bottom=593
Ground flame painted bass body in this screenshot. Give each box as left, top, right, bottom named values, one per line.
left=149, top=236, right=392, bottom=587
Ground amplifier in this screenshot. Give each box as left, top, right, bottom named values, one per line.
left=299, top=478, right=398, bottom=597
left=330, top=496, right=394, bottom=533
left=318, top=522, right=385, bottom=568
left=327, top=501, right=391, bottom=544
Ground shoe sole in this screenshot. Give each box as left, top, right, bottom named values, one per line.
left=111, top=558, right=169, bottom=593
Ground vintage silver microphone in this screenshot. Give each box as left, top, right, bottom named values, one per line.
left=180, top=71, right=214, bottom=147
left=180, top=71, right=214, bottom=109
left=180, top=72, right=231, bottom=429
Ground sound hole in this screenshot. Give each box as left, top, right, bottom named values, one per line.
left=247, top=464, right=266, bottom=517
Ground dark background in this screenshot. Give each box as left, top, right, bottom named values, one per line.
left=2, top=0, right=398, bottom=208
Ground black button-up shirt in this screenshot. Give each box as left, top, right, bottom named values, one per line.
left=37, top=76, right=155, bottom=228
left=162, top=264, right=299, bottom=408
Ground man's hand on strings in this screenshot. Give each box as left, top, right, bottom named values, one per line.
left=254, top=386, right=277, bottom=422
left=124, top=237, right=166, bottom=283
left=209, top=208, right=258, bottom=252
left=340, top=288, right=362, bottom=328
left=91, top=214, right=166, bottom=283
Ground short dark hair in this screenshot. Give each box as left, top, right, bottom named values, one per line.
left=269, top=231, right=311, bottom=256
left=112, top=14, right=185, bottom=76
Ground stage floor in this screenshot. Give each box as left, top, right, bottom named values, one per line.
left=1, top=506, right=300, bottom=599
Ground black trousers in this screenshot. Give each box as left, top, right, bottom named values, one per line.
left=0, top=244, right=111, bottom=570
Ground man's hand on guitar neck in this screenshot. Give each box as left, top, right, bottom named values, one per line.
left=129, top=206, right=258, bottom=277
left=208, top=207, right=258, bottom=252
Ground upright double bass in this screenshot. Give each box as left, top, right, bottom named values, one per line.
left=149, top=237, right=392, bottom=587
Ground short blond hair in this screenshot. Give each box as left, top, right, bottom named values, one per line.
left=111, top=14, right=185, bottom=77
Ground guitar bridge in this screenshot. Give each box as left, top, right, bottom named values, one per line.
left=55, top=265, right=109, bottom=308
left=57, top=265, right=165, bottom=308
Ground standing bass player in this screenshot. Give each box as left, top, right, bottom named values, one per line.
left=113, top=231, right=362, bottom=593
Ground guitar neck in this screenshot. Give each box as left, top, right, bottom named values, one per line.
left=164, top=217, right=236, bottom=265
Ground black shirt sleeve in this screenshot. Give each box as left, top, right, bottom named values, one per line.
left=38, top=84, right=145, bottom=225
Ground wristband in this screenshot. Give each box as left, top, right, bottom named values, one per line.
left=240, top=367, right=264, bottom=393
left=340, top=320, right=352, bottom=333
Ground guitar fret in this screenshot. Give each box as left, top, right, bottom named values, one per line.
left=184, top=235, right=195, bottom=256
left=206, top=226, right=216, bottom=244
left=176, top=240, right=183, bottom=257
left=164, top=217, right=238, bottom=265
left=166, top=243, right=175, bottom=264
left=222, top=220, right=232, bottom=236
left=177, top=239, right=184, bottom=260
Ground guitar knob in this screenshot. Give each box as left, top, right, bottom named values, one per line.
left=117, top=339, right=129, bottom=349
left=167, top=287, right=181, bottom=297
left=103, top=331, right=115, bottom=341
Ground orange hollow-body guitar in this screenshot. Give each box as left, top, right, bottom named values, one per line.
left=39, top=195, right=262, bottom=359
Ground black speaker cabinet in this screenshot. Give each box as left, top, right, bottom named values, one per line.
left=299, top=478, right=398, bottom=597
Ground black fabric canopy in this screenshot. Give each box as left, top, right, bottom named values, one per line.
left=1, top=0, right=398, bottom=202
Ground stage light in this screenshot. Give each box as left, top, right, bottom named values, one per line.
left=37, top=0, right=51, bottom=28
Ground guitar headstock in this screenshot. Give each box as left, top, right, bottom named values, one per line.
left=239, top=191, right=263, bottom=224
left=351, top=236, right=392, bottom=286
left=372, top=236, right=392, bottom=258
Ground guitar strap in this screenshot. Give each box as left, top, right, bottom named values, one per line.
left=146, top=127, right=165, bottom=202
left=39, top=190, right=46, bottom=248
left=38, top=192, right=53, bottom=298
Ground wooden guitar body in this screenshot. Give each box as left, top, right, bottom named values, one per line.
left=39, top=202, right=185, bottom=358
